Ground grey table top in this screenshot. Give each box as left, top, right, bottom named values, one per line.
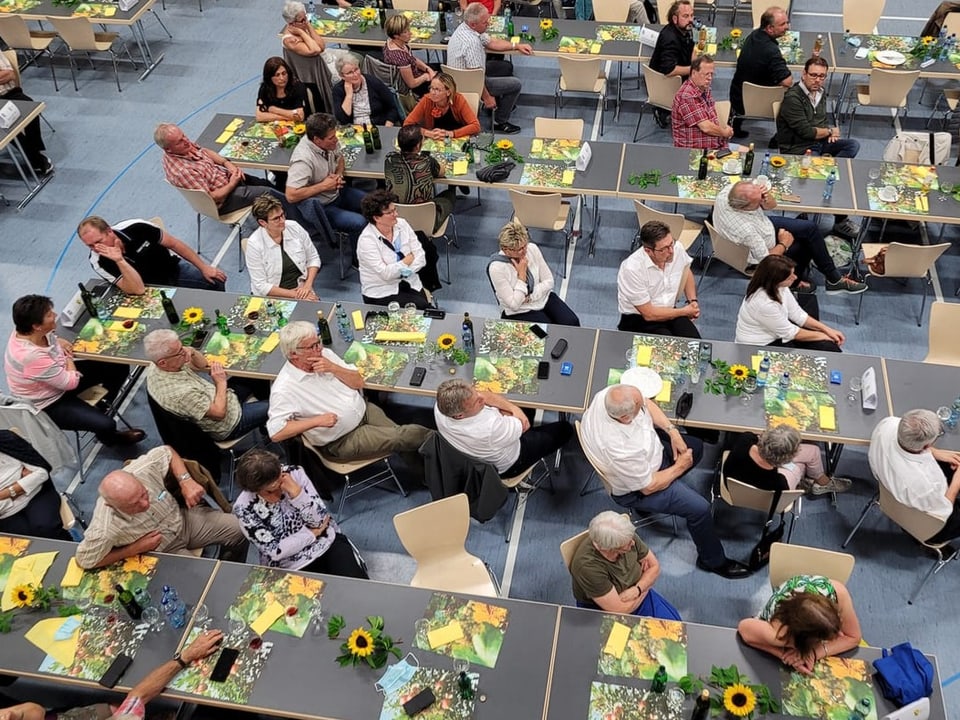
left=883, top=358, right=960, bottom=451
left=848, top=158, right=960, bottom=223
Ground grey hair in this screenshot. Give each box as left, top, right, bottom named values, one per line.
left=588, top=511, right=635, bottom=550
left=898, top=409, right=942, bottom=452
left=464, top=1, right=488, bottom=24
left=153, top=122, right=179, bottom=150
left=335, top=53, right=362, bottom=75
left=281, top=0, right=305, bottom=22
left=604, top=384, right=640, bottom=420
left=279, top=321, right=318, bottom=359
left=436, top=378, right=474, bottom=418
left=143, top=329, right=181, bottom=363
left=727, top=181, right=756, bottom=210
left=757, top=425, right=802, bottom=466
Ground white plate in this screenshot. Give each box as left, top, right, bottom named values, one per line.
left=878, top=185, right=899, bottom=203
left=722, top=159, right=741, bottom=175
left=620, top=367, right=664, bottom=399
left=875, top=50, right=906, bottom=66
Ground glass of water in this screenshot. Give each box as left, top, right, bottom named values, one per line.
left=867, top=167, right=881, bottom=186
left=846, top=377, right=862, bottom=405
left=387, top=301, right=401, bottom=318
left=142, top=606, right=164, bottom=633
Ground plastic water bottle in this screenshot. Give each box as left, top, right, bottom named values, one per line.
left=823, top=169, right=837, bottom=201
left=334, top=302, right=353, bottom=342
left=759, top=152, right=770, bottom=176
left=756, top=356, right=770, bottom=388
left=849, top=696, right=871, bottom=720
left=778, top=371, right=790, bottom=392
left=161, top=585, right=187, bottom=629
left=307, top=0, right=315, bottom=20
left=950, top=397, right=960, bottom=428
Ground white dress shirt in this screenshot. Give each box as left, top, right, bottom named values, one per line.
left=434, top=405, right=522, bottom=473
left=446, top=22, right=490, bottom=70
left=488, top=243, right=553, bottom=315
left=735, top=287, right=808, bottom=344
left=245, top=220, right=321, bottom=297
left=713, top=183, right=776, bottom=265
left=357, top=218, right=425, bottom=298
left=0, top=454, right=47, bottom=519
left=617, top=242, right=692, bottom=315
left=267, top=351, right=366, bottom=446
left=580, top=387, right=663, bottom=495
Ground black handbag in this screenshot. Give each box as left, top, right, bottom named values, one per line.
left=476, top=161, right=515, bottom=183
left=747, top=488, right=785, bottom=571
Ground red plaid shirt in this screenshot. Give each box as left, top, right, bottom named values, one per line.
left=161, top=138, right=230, bottom=193
left=672, top=80, right=726, bottom=150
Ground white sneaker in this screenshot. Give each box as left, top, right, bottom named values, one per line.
left=809, top=477, right=853, bottom=495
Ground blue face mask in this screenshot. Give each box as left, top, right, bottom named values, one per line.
left=375, top=653, right=419, bottom=694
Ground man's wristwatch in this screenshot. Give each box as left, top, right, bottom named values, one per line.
left=178, top=472, right=191, bottom=483
left=173, top=652, right=188, bottom=669
left=7, top=486, right=17, bottom=499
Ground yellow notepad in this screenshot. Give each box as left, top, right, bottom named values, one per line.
left=706, top=42, right=717, bottom=55
left=562, top=169, right=576, bottom=185
left=655, top=380, right=672, bottom=403
left=511, top=35, right=520, bottom=45
left=107, top=321, right=137, bottom=332
left=60, top=558, right=84, bottom=588
left=819, top=406, right=837, bottom=431
left=635, top=345, right=653, bottom=367
left=603, top=622, right=631, bottom=657
left=590, top=42, right=601, bottom=53
left=244, top=297, right=264, bottom=316
left=599, top=30, right=612, bottom=41
left=751, top=355, right=761, bottom=372
left=352, top=310, right=365, bottom=330
left=113, top=307, right=141, bottom=319
left=427, top=620, right=464, bottom=648
left=451, top=159, right=469, bottom=176
left=227, top=118, right=244, bottom=131
left=375, top=331, right=426, bottom=343
left=215, top=131, right=234, bottom=144
left=251, top=600, right=286, bottom=636
left=531, top=139, right=544, bottom=153
left=260, top=332, right=280, bottom=353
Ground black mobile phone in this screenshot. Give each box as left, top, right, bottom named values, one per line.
left=403, top=687, right=436, bottom=716
left=410, top=366, right=427, bottom=387
left=530, top=324, right=548, bottom=339
left=550, top=338, right=568, bottom=359
left=537, top=361, right=550, bottom=380
left=209, top=648, right=240, bottom=683
left=190, top=329, right=208, bottom=349
left=99, top=654, right=133, bottom=688
left=715, top=148, right=733, bottom=158
left=423, top=308, right=446, bottom=320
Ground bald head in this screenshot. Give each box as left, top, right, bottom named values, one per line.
left=604, top=384, right=643, bottom=423
left=100, top=470, right=151, bottom=514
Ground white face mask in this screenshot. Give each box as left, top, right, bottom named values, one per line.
left=375, top=653, right=419, bottom=694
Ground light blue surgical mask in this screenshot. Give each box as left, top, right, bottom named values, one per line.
left=375, top=653, right=419, bottom=694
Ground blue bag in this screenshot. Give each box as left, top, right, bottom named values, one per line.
left=872, top=642, right=934, bottom=708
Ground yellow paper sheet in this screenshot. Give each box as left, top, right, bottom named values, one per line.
left=706, top=42, right=717, bottom=55
left=375, top=331, right=426, bottom=343
left=819, top=406, right=837, bottom=431
left=215, top=131, right=234, bottom=144
left=655, top=380, right=672, bottom=403
left=260, top=332, right=280, bottom=354
left=107, top=321, right=138, bottom=332
left=352, top=310, right=365, bottom=330
left=25, top=616, right=80, bottom=667
left=226, top=118, right=244, bottom=131
left=2, top=551, right=58, bottom=611
left=562, top=169, right=576, bottom=185
left=112, top=307, right=142, bottom=319
left=635, top=346, right=653, bottom=367
left=244, top=297, right=264, bottom=316
left=916, top=195, right=924, bottom=212
left=728, top=175, right=741, bottom=183
left=590, top=42, right=601, bottom=53
left=451, top=159, right=469, bottom=176
left=531, top=139, right=544, bottom=153
left=510, top=35, right=520, bottom=45
left=599, top=30, right=611, bottom=41
left=250, top=600, right=286, bottom=636
left=427, top=620, right=464, bottom=649
left=60, top=558, right=84, bottom=588
left=603, top=621, right=631, bottom=658
left=751, top=354, right=761, bottom=372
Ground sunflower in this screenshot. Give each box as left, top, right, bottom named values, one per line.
left=728, top=364, right=749, bottom=380
left=730, top=28, right=742, bottom=38
left=723, top=684, right=756, bottom=718
left=437, top=333, right=456, bottom=350
left=182, top=307, right=205, bottom=325
left=496, top=139, right=514, bottom=150
left=359, top=6, right=378, bottom=20
left=11, top=584, right=34, bottom=608
left=293, top=123, right=306, bottom=135
left=769, top=155, right=786, bottom=168
left=539, top=18, right=553, bottom=29
left=347, top=627, right=375, bottom=657
left=922, top=36, right=936, bottom=45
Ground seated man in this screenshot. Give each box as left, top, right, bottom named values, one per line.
left=713, top=181, right=866, bottom=295
left=617, top=220, right=700, bottom=337
left=268, top=321, right=432, bottom=463
left=672, top=55, right=733, bottom=149
left=77, top=216, right=227, bottom=294
left=384, top=124, right=459, bottom=234
left=434, top=378, right=572, bottom=477
left=580, top=384, right=750, bottom=579
left=870, top=410, right=960, bottom=544
left=570, top=510, right=681, bottom=619
left=0, top=429, right=71, bottom=541
left=144, top=329, right=269, bottom=442
left=154, top=122, right=292, bottom=215
left=649, top=0, right=695, bottom=127
left=75, top=445, right=247, bottom=569
left=446, top=2, right=533, bottom=135
left=0, top=51, right=52, bottom=176
left=285, top=113, right=366, bottom=247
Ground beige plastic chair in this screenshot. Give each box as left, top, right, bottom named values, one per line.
left=0, top=17, right=58, bottom=90
left=396, top=200, right=457, bottom=283
left=842, top=0, right=885, bottom=34
left=633, top=201, right=704, bottom=261
left=842, top=484, right=954, bottom=603
left=635, top=65, right=681, bottom=141
left=393, top=494, right=500, bottom=596
left=48, top=16, right=135, bottom=93
left=534, top=117, right=584, bottom=140
left=717, top=451, right=804, bottom=544
left=699, top=220, right=753, bottom=288
left=733, top=0, right=790, bottom=28
left=509, top=189, right=571, bottom=278
left=594, top=0, right=632, bottom=22
left=656, top=0, right=699, bottom=23
left=555, top=56, right=607, bottom=135
left=856, top=242, right=950, bottom=326
left=924, top=301, right=960, bottom=365
left=945, top=12, right=960, bottom=37
left=739, top=82, right=786, bottom=131
left=168, top=181, right=252, bottom=262
left=715, top=100, right=731, bottom=131
left=460, top=91, right=480, bottom=117
left=926, top=88, right=960, bottom=129
left=2, top=49, right=55, bottom=133
left=58, top=494, right=78, bottom=533
left=440, top=64, right=485, bottom=95
left=847, top=69, right=920, bottom=137
left=392, top=0, right=429, bottom=9
left=769, top=542, right=854, bottom=589
left=500, top=459, right=552, bottom=543
left=560, top=512, right=631, bottom=569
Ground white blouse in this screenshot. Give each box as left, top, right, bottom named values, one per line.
left=357, top=218, right=426, bottom=298
left=245, top=221, right=321, bottom=297
left=487, top=243, right=554, bottom=315
left=735, top=286, right=809, bottom=345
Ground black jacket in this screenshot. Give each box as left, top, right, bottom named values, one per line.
left=420, top=434, right=508, bottom=522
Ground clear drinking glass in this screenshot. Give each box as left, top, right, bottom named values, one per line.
left=403, top=303, right=417, bottom=316
left=193, top=603, right=210, bottom=628
left=387, top=301, right=401, bottom=318
left=867, top=167, right=881, bottom=186
left=742, top=375, right=758, bottom=394
left=142, top=606, right=164, bottom=633
left=939, top=180, right=955, bottom=201
left=846, top=377, right=862, bottom=405
left=453, top=658, right=469, bottom=674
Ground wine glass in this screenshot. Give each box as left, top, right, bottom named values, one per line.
left=310, top=601, right=326, bottom=637
left=867, top=167, right=881, bottom=187
left=939, top=179, right=955, bottom=201
left=142, top=606, right=164, bottom=633
left=193, top=603, right=210, bottom=629
left=846, top=377, right=862, bottom=405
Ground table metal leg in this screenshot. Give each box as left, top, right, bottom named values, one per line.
left=826, top=441, right=844, bottom=475
left=133, top=18, right=165, bottom=81
left=587, top=194, right=601, bottom=256
left=6, top=137, right=50, bottom=210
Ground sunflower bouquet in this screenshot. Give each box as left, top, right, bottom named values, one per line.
left=437, top=334, right=470, bottom=365
left=0, top=584, right=82, bottom=633
left=704, top=359, right=755, bottom=397
left=357, top=6, right=379, bottom=31
left=539, top=18, right=558, bottom=41
left=328, top=614, right=402, bottom=669
left=678, top=664, right=780, bottom=719
left=483, top=138, right=525, bottom=165
left=718, top=27, right=743, bottom=51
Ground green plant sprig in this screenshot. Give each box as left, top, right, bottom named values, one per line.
left=627, top=169, right=662, bottom=189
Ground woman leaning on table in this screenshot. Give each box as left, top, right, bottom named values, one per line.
left=403, top=73, right=480, bottom=141
left=244, top=194, right=321, bottom=301
left=234, top=448, right=368, bottom=578
left=383, top=14, right=439, bottom=98
left=256, top=57, right=308, bottom=123
left=735, top=255, right=844, bottom=353
left=738, top=574, right=862, bottom=675
left=332, top=54, right=400, bottom=128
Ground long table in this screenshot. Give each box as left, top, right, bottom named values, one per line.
left=0, top=100, right=51, bottom=209
left=883, top=357, right=960, bottom=452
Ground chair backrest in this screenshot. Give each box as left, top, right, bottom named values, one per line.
left=768, top=542, right=855, bottom=588
left=574, top=420, right=614, bottom=495
left=882, top=242, right=949, bottom=279
left=396, top=201, right=437, bottom=235
left=534, top=117, right=584, bottom=140
left=0, top=16, right=32, bottom=50
left=945, top=12, right=960, bottom=37
left=742, top=82, right=787, bottom=120
left=924, top=301, right=960, bottom=365
left=362, top=53, right=401, bottom=92
left=461, top=91, right=480, bottom=116
left=634, top=200, right=686, bottom=243
left=657, top=0, right=695, bottom=24
left=392, top=0, right=429, bottom=8
left=715, top=99, right=731, bottom=130
left=559, top=530, right=588, bottom=570
left=866, top=69, right=921, bottom=108
left=594, top=0, right=632, bottom=22
left=752, top=0, right=789, bottom=28
left=509, top=189, right=563, bottom=230
left=146, top=394, right=222, bottom=481
left=558, top=55, right=604, bottom=92
left=642, top=64, right=682, bottom=111
left=1, top=49, right=19, bottom=88
left=48, top=16, right=102, bottom=51
left=877, top=482, right=947, bottom=545
left=168, top=180, right=224, bottom=221
left=59, top=494, right=77, bottom=531
left=842, top=0, right=884, bottom=34
left=440, top=64, right=485, bottom=96
left=393, top=493, right=471, bottom=562
left=771, top=100, right=781, bottom=120
left=704, top=220, right=752, bottom=275
left=719, top=452, right=803, bottom=513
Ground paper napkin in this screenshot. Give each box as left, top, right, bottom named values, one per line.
left=26, top=616, right=81, bottom=667
left=635, top=346, right=653, bottom=367
left=2, top=552, right=58, bottom=611
left=427, top=620, right=464, bottom=649
left=60, top=558, right=84, bottom=588
left=819, top=406, right=836, bottom=431
left=250, top=600, right=286, bottom=636
left=655, top=380, right=672, bottom=403
left=603, top=622, right=631, bottom=658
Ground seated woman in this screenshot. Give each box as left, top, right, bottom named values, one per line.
left=738, top=574, right=861, bottom=675
left=256, top=57, right=308, bottom=123
left=332, top=54, right=400, bottom=128
left=403, top=73, right=481, bottom=141
left=735, top=255, right=844, bottom=353
left=234, top=450, right=367, bottom=577
left=245, top=194, right=320, bottom=300
left=0, top=429, right=71, bottom=541
left=384, top=124, right=458, bottom=233
left=569, top=511, right=680, bottom=620
left=4, top=295, right=145, bottom=447
left=724, top=426, right=851, bottom=496
left=383, top=14, right=438, bottom=98
left=358, top=190, right=437, bottom=308
left=488, top=219, right=580, bottom=326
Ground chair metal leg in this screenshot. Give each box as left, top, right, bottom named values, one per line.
left=196, top=212, right=202, bottom=252
left=854, top=291, right=865, bottom=325
left=918, top=275, right=930, bottom=326
left=842, top=492, right=878, bottom=547
left=908, top=554, right=945, bottom=605
left=632, top=104, right=646, bottom=143
left=578, top=470, right=599, bottom=496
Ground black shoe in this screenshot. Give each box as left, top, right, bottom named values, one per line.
left=653, top=109, right=671, bottom=128
left=33, top=158, right=53, bottom=177
left=494, top=121, right=521, bottom=134
left=457, top=185, right=470, bottom=195
left=696, top=557, right=753, bottom=579
left=101, top=429, right=147, bottom=446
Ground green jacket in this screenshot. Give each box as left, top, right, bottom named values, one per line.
left=776, top=83, right=827, bottom=155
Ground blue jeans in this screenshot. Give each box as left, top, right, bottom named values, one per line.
left=298, top=186, right=366, bottom=242
left=175, top=261, right=225, bottom=291
left=576, top=588, right=682, bottom=620
left=226, top=400, right=269, bottom=440
left=770, top=216, right=841, bottom=283
left=812, top=138, right=860, bottom=159
left=502, top=293, right=581, bottom=327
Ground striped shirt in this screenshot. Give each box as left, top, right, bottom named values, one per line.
left=160, top=138, right=231, bottom=194
left=4, top=332, right=80, bottom=409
